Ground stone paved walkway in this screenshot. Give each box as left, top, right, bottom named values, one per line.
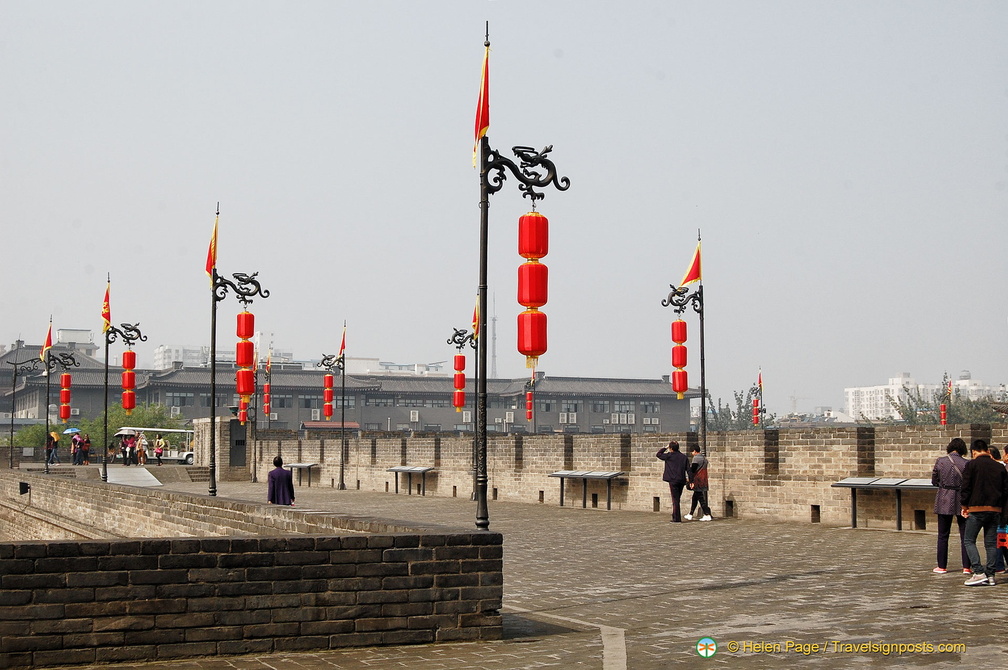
left=49, top=479, right=1005, bottom=669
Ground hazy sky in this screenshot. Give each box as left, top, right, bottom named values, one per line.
left=2, top=1, right=1006, bottom=415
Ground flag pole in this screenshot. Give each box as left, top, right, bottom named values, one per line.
left=697, top=229, right=706, bottom=455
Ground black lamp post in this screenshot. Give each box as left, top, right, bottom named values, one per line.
left=102, top=322, right=146, bottom=482
left=209, top=269, right=269, bottom=496
left=662, top=282, right=706, bottom=455
left=475, top=75, right=570, bottom=529
left=6, top=352, right=44, bottom=469
left=448, top=326, right=478, bottom=499
left=42, top=349, right=79, bottom=474
left=318, top=352, right=346, bottom=490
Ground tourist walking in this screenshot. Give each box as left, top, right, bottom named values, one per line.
left=154, top=434, right=166, bottom=466
left=685, top=445, right=712, bottom=521
left=46, top=432, right=61, bottom=465
left=931, top=438, right=970, bottom=574
left=961, top=439, right=1007, bottom=585
left=81, top=434, right=91, bottom=465
left=137, top=432, right=148, bottom=465
left=71, top=432, right=84, bottom=465
left=656, top=441, right=690, bottom=522
left=267, top=456, right=295, bottom=506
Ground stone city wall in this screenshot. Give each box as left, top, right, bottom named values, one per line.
left=252, top=423, right=1008, bottom=529
left=0, top=472, right=503, bottom=668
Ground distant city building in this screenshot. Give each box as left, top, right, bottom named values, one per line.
left=3, top=333, right=696, bottom=435
left=844, top=371, right=1006, bottom=421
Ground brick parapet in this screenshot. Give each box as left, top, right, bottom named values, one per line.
left=0, top=473, right=502, bottom=668
left=249, top=424, right=1008, bottom=528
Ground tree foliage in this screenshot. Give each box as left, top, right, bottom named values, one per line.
left=879, top=373, right=1007, bottom=426
left=706, top=387, right=777, bottom=431
left=11, top=403, right=181, bottom=449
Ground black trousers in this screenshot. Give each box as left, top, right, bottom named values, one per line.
left=668, top=482, right=686, bottom=521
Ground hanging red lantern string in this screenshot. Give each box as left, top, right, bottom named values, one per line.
left=526, top=372, right=534, bottom=421
left=453, top=354, right=466, bottom=412
left=517, top=212, right=549, bottom=368
left=59, top=373, right=72, bottom=423
left=752, top=397, right=760, bottom=426
left=122, top=349, right=136, bottom=415
left=263, top=382, right=271, bottom=417
left=323, top=373, right=334, bottom=420
left=671, top=319, right=688, bottom=399
left=940, top=403, right=947, bottom=426
left=234, top=311, right=255, bottom=424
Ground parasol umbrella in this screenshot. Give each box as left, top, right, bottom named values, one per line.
left=114, top=428, right=137, bottom=437
left=63, top=427, right=81, bottom=434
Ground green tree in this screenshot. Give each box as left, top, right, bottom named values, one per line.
left=881, top=373, right=1006, bottom=425
left=706, top=387, right=776, bottom=431
left=13, top=403, right=181, bottom=450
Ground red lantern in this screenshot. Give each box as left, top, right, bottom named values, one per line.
left=517, top=309, right=547, bottom=367
left=60, top=405, right=71, bottom=421
left=671, top=320, right=687, bottom=344
left=672, top=369, right=688, bottom=398
left=236, top=340, right=255, bottom=367
left=235, top=311, right=256, bottom=406
left=518, top=262, right=548, bottom=308
left=59, top=389, right=72, bottom=404
left=122, top=349, right=136, bottom=415
left=671, top=345, right=687, bottom=370
left=236, top=369, right=255, bottom=397
left=323, top=372, right=334, bottom=421
left=238, top=398, right=248, bottom=425
left=517, top=211, right=550, bottom=370
left=518, top=212, right=549, bottom=259
left=236, top=311, right=255, bottom=340
left=453, top=354, right=466, bottom=411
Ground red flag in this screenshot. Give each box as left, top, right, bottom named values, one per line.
left=205, top=206, right=219, bottom=282
left=680, top=241, right=701, bottom=286
left=40, top=321, right=53, bottom=362
left=473, top=43, right=490, bottom=166
left=471, top=295, right=480, bottom=340
left=102, top=280, right=111, bottom=333
left=757, top=369, right=763, bottom=392
left=266, top=349, right=272, bottom=375
left=338, top=322, right=346, bottom=359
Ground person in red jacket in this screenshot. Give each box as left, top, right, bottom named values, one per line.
left=960, top=439, right=1008, bottom=586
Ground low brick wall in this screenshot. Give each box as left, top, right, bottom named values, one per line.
left=0, top=473, right=503, bottom=668
left=251, top=423, right=1008, bottom=529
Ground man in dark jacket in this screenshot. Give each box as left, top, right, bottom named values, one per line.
left=267, top=456, right=296, bottom=506
left=960, top=439, right=1007, bottom=585
left=656, top=441, right=690, bottom=522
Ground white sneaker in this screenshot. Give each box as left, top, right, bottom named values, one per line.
left=683, top=514, right=693, bottom=521
left=700, top=515, right=712, bottom=521
left=965, top=572, right=990, bottom=586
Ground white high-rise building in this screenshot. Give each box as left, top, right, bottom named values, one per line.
left=845, top=371, right=1005, bottom=421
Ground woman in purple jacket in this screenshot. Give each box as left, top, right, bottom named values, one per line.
left=931, top=438, right=969, bottom=574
